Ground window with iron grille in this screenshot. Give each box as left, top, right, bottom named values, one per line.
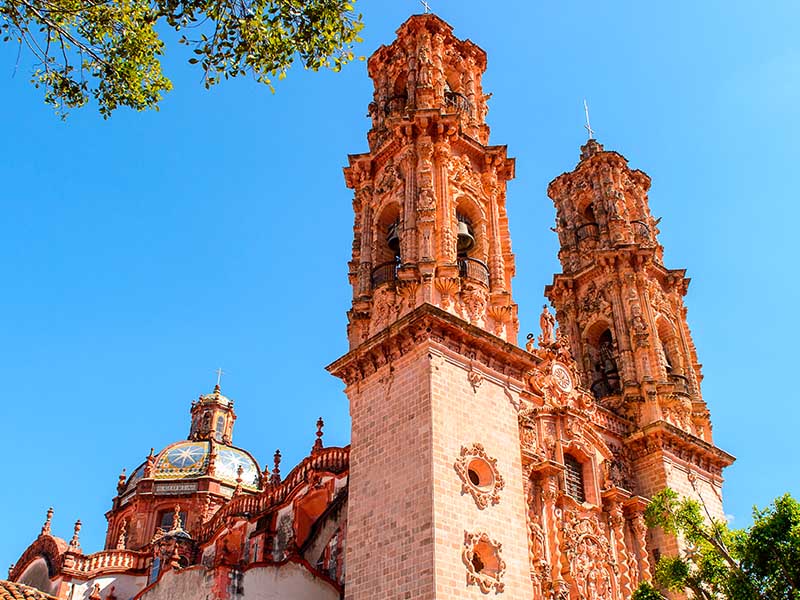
left=564, top=454, right=586, bottom=503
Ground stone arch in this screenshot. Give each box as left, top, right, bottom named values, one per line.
left=656, top=314, right=683, bottom=377
left=10, top=535, right=66, bottom=582
left=454, top=194, right=487, bottom=262
left=583, top=320, right=621, bottom=399
left=373, top=201, right=402, bottom=266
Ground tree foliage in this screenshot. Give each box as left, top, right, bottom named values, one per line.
left=634, top=488, right=800, bottom=600
left=0, top=0, right=363, bottom=117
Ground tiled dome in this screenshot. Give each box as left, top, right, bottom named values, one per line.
left=123, top=441, right=261, bottom=492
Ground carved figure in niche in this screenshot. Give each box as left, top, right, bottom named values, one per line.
left=538, top=305, right=555, bottom=346
left=417, top=33, right=432, bottom=87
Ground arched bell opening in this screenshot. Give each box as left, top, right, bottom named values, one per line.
left=656, top=316, right=686, bottom=389
left=584, top=322, right=621, bottom=399
left=372, top=203, right=401, bottom=288
left=454, top=197, right=489, bottom=287
left=386, top=72, right=408, bottom=115
left=575, top=199, right=600, bottom=244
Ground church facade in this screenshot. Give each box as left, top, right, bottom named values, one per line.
left=4, top=13, right=733, bottom=600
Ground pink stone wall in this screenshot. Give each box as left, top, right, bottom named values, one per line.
left=344, top=345, right=436, bottom=599
left=429, top=348, right=533, bottom=598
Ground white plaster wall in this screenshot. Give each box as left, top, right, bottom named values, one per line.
left=137, top=563, right=338, bottom=600
left=18, top=558, right=58, bottom=596
left=67, top=574, right=147, bottom=600
left=243, top=564, right=339, bottom=600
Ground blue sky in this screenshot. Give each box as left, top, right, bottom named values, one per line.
left=1, top=0, right=798, bottom=570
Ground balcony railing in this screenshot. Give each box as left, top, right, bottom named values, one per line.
left=575, top=222, right=600, bottom=243
left=371, top=261, right=399, bottom=288
left=631, top=220, right=650, bottom=241
left=444, top=91, right=471, bottom=115
left=458, top=257, right=490, bottom=286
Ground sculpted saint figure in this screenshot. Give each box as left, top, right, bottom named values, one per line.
left=539, top=305, right=555, bottom=346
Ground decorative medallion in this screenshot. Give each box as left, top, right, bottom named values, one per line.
left=454, top=443, right=504, bottom=509
left=552, top=362, right=574, bottom=393
left=463, top=531, right=506, bottom=593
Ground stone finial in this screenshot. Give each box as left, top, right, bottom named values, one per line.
left=88, top=583, right=102, bottom=600
left=8, top=564, right=14, bottom=578
left=69, top=519, right=82, bottom=552
left=312, top=417, right=324, bottom=454
left=169, top=545, right=182, bottom=570
left=233, top=465, right=244, bottom=496
left=117, top=468, right=127, bottom=494
left=171, top=505, right=182, bottom=531
left=144, top=448, right=156, bottom=478
left=116, top=519, right=128, bottom=550
left=270, top=449, right=282, bottom=487
left=107, top=586, right=117, bottom=600
left=40, top=506, right=54, bottom=537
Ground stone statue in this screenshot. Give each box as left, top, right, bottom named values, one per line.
left=538, top=305, right=555, bottom=346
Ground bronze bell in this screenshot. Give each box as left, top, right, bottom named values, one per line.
left=457, top=219, right=475, bottom=254
left=387, top=221, right=400, bottom=255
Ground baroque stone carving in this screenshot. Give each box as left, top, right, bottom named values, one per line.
left=462, top=531, right=506, bottom=593
left=454, top=443, right=504, bottom=509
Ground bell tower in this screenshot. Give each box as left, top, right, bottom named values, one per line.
left=330, top=14, right=533, bottom=600
left=545, top=139, right=734, bottom=551
left=343, top=13, right=518, bottom=348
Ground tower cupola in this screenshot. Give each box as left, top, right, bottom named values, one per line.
left=189, top=384, right=236, bottom=444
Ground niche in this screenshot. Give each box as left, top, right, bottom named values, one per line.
left=586, top=326, right=621, bottom=399
left=463, top=531, right=506, bottom=593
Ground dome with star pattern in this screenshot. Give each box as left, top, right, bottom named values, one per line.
left=121, top=440, right=261, bottom=493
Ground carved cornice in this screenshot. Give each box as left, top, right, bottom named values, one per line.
left=327, top=303, right=538, bottom=387
left=626, top=421, right=734, bottom=476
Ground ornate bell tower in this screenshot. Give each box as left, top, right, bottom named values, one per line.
left=330, top=14, right=533, bottom=600
left=545, top=139, right=734, bottom=552
left=342, top=13, right=518, bottom=348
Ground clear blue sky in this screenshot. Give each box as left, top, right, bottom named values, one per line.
left=1, top=0, right=798, bottom=570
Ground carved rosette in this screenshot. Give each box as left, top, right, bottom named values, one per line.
left=454, top=443, right=504, bottom=509
left=463, top=531, right=506, bottom=594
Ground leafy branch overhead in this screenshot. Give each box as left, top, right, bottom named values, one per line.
left=0, top=0, right=363, bottom=117
left=633, top=489, right=800, bottom=600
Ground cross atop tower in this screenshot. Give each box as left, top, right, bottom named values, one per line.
left=583, top=99, right=595, bottom=140
left=214, top=368, right=225, bottom=388
left=419, top=0, right=431, bottom=13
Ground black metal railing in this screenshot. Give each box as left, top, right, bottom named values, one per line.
left=576, top=222, right=600, bottom=243
left=371, top=261, right=399, bottom=288
left=631, top=220, right=650, bottom=241
left=444, top=91, right=471, bottom=115
left=457, top=257, right=490, bottom=287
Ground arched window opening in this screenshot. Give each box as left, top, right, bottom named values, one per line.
left=372, top=204, right=402, bottom=288
left=386, top=73, right=408, bottom=115
left=157, top=509, right=188, bottom=534
left=589, top=328, right=621, bottom=399
left=215, top=416, right=225, bottom=442
left=564, top=454, right=586, bottom=503
left=576, top=203, right=600, bottom=244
